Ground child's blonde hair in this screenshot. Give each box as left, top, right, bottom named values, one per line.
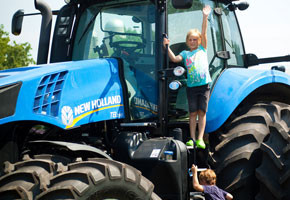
left=186, top=29, right=201, bottom=43
left=199, top=169, right=217, bottom=185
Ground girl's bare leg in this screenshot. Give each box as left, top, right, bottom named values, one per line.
left=189, top=112, right=198, bottom=140
left=197, top=110, right=206, bottom=140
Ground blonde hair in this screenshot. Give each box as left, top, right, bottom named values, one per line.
left=199, top=169, right=217, bottom=185
left=186, top=29, right=201, bottom=44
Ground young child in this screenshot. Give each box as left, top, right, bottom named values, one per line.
left=163, top=5, right=212, bottom=149
left=191, top=164, right=233, bottom=200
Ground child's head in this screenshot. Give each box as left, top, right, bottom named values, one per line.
left=199, top=169, right=217, bottom=185
left=186, top=29, right=201, bottom=50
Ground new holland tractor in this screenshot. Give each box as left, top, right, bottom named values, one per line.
left=0, top=0, right=290, bottom=199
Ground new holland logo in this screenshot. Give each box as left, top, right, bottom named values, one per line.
left=61, top=106, right=73, bottom=126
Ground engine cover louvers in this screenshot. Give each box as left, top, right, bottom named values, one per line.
left=33, top=71, right=67, bottom=117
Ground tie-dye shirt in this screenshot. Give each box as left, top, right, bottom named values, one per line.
left=180, top=45, right=212, bottom=87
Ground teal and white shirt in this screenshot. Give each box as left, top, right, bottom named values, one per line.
left=180, top=45, right=212, bottom=87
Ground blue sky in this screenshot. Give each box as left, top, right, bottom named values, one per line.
left=1, top=0, right=290, bottom=71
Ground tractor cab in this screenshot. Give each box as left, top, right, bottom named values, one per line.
left=50, top=0, right=246, bottom=135
left=10, top=0, right=249, bottom=135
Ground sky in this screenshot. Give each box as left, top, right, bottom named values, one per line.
left=0, top=0, right=65, bottom=61
left=236, top=0, right=290, bottom=72
left=0, top=0, right=289, bottom=72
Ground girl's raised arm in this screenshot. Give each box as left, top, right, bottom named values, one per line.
left=201, top=5, right=211, bottom=49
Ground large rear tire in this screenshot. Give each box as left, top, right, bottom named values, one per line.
left=255, top=119, right=290, bottom=199
left=210, top=102, right=288, bottom=200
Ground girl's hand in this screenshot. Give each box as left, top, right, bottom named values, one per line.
left=163, top=38, right=170, bottom=48
left=203, top=5, right=211, bottom=17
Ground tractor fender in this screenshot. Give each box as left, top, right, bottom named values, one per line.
left=28, top=140, right=112, bottom=160
left=206, top=68, right=290, bottom=133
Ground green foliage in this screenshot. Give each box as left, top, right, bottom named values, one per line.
left=0, top=24, right=35, bottom=70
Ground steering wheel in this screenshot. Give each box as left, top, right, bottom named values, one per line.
left=111, top=41, right=145, bottom=53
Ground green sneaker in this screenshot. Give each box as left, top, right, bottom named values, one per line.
left=186, top=139, right=194, bottom=147
left=196, top=139, right=206, bottom=149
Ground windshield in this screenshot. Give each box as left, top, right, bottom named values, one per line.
left=72, top=2, right=157, bottom=121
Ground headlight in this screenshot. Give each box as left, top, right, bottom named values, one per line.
left=173, top=66, right=185, bottom=77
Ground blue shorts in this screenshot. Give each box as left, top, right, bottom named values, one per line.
left=186, top=84, right=210, bottom=113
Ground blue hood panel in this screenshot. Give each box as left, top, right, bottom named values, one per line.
left=206, top=68, right=290, bottom=133
left=0, top=58, right=125, bottom=129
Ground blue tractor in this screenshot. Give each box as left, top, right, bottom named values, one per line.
left=0, top=0, right=289, bottom=199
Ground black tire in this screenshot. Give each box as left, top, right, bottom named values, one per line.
left=255, top=118, right=290, bottom=199
left=0, top=154, right=70, bottom=199
left=210, top=102, right=287, bottom=200
left=0, top=155, right=160, bottom=200
left=0, top=141, right=19, bottom=176
left=36, top=158, right=160, bottom=200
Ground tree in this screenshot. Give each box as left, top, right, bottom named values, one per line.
left=0, top=24, right=35, bottom=70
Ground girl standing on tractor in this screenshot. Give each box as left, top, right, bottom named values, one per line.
left=163, top=5, right=212, bottom=149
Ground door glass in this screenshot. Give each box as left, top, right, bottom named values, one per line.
left=72, top=2, right=157, bottom=121
left=220, top=4, right=245, bottom=67
left=167, top=0, right=223, bottom=121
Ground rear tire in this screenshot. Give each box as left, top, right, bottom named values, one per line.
left=210, top=102, right=288, bottom=200
left=255, top=117, right=290, bottom=199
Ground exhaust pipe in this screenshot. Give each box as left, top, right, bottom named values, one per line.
left=34, top=0, right=52, bottom=65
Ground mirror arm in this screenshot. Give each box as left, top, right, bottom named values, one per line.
left=244, top=53, right=290, bottom=67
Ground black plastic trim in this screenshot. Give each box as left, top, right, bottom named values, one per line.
left=0, top=82, right=22, bottom=119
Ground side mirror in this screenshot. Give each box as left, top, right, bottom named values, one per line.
left=172, top=0, right=193, bottom=9
left=12, top=9, right=24, bottom=35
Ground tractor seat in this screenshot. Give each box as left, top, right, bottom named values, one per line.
left=170, top=42, right=189, bottom=55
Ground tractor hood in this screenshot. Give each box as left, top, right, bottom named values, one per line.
left=0, top=58, right=125, bottom=129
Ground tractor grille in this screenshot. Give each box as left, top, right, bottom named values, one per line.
left=33, top=71, right=68, bottom=117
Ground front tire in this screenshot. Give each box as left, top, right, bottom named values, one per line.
left=0, top=154, right=70, bottom=199
left=0, top=155, right=161, bottom=200
left=36, top=158, right=160, bottom=200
